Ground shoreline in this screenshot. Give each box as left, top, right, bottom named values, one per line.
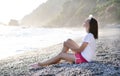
left=0, top=25, right=84, bottom=59
left=0, top=26, right=120, bottom=76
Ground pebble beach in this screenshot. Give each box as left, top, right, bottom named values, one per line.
left=0, top=26, right=120, bottom=76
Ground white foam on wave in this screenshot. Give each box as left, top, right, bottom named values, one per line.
left=0, top=25, right=86, bottom=59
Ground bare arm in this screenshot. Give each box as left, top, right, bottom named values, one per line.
left=64, top=39, right=88, bottom=53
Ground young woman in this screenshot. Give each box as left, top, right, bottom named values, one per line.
left=30, top=15, right=98, bottom=68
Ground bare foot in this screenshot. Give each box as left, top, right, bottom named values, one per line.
left=29, top=63, right=42, bottom=69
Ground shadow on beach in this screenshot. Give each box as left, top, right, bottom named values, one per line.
left=31, top=61, right=120, bottom=76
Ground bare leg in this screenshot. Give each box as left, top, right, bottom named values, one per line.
left=38, top=52, right=75, bottom=66
left=61, top=42, right=69, bottom=53
left=61, top=39, right=79, bottom=53
left=65, top=39, right=80, bottom=53
left=30, top=39, right=78, bottom=67
left=38, top=43, right=71, bottom=66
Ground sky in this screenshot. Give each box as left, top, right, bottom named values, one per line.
left=0, top=0, right=48, bottom=23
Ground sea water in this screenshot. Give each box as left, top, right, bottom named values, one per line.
left=0, top=25, right=85, bottom=59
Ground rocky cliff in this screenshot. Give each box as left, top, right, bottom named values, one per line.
left=21, top=0, right=120, bottom=27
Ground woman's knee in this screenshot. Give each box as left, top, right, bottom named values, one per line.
left=64, top=39, right=72, bottom=46
left=66, top=39, right=72, bottom=42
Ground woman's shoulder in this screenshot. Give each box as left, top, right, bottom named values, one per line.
left=83, top=33, right=94, bottom=42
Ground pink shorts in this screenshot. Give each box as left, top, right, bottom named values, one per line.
left=75, top=53, right=88, bottom=64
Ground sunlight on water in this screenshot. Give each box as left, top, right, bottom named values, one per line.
left=0, top=25, right=85, bottom=59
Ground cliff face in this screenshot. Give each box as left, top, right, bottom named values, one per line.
left=48, top=0, right=97, bottom=27
left=21, top=0, right=120, bottom=27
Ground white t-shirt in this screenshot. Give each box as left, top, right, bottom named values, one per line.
left=81, top=33, right=96, bottom=62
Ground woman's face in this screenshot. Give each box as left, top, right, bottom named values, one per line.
left=83, top=19, right=90, bottom=33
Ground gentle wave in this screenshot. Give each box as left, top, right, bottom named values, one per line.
left=0, top=25, right=85, bottom=59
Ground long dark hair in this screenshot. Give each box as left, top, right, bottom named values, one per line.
left=89, top=18, right=98, bottom=39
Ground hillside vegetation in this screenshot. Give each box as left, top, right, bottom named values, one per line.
left=21, top=0, right=120, bottom=27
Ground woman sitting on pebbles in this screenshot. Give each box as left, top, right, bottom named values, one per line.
left=30, top=15, right=98, bottom=68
